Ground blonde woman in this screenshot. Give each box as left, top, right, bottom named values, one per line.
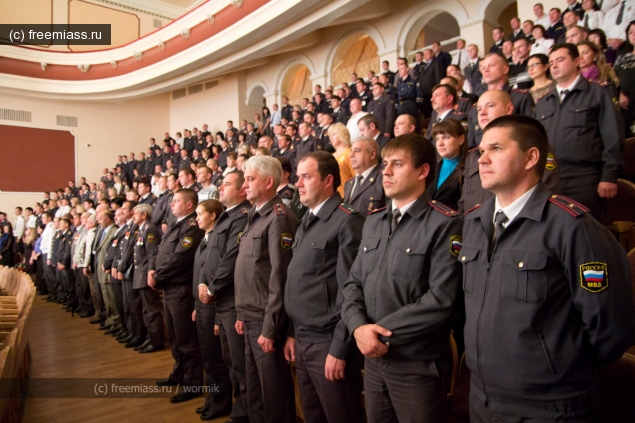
left=327, top=123, right=355, bottom=197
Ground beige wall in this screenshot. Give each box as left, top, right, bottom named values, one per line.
left=0, top=92, right=170, bottom=213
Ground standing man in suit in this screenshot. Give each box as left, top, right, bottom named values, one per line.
left=426, top=84, right=467, bottom=139
left=464, top=45, right=482, bottom=94
left=149, top=189, right=205, bottom=403
left=419, top=49, right=445, bottom=119
left=343, top=137, right=386, bottom=214
left=490, top=27, right=505, bottom=53
left=331, top=96, right=351, bottom=125
left=367, top=82, right=396, bottom=139
left=432, top=42, right=452, bottom=70
left=95, top=209, right=119, bottom=331
left=281, top=96, right=294, bottom=122
left=508, top=17, right=524, bottom=41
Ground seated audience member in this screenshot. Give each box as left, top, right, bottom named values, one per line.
left=426, top=120, right=467, bottom=210
left=327, top=123, right=355, bottom=197
left=577, top=40, right=620, bottom=86
left=588, top=28, right=616, bottom=64
left=527, top=53, right=556, bottom=102
left=530, top=25, right=555, bottom=55
left=615, top=21, right=635, bottom=135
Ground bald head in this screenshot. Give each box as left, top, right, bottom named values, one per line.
left=394, top=114, right=417, bottom=136
left=477, top=90, right=514, bottom=128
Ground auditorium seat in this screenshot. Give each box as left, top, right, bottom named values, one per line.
left=594, top=353, right=635, bottom=422
left=604, top=179, right=635, bottom=226
left=422, top=117, right=432, bottom=135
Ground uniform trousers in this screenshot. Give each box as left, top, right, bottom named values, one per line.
left=99, top=277, right=120, bottom=328
left=560, top=175, right=605, bottom=223
left=36, top=256, right=47, bottom=295
left=244, top=320, right=296, bottom=423
left=87, top=271, right=104, bottom=319
left=195, top=300, right=232, bottom=414
left=295, top=340, right=366, bottom=423
left=123, top=280, right=146, bottom=339
left=112, top=280, right=125, bottom=330
left=469, top=382, right=598, bottom=423
left=74, top=269, right=87, bottom=311
left=217, top=309, right=250, bottom=423
left=57, top=267, right=73, bottom=304
left=363, top=355, right=445, bottom=423
left=138, top=287, right=165, bottom=347
left=43, top=256, right=58, bottom=299
left=163, top=283, right=203, bottom=386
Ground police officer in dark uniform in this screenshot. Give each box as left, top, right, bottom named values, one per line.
left=356, top=79, right=373, bottom=112
left=103, top=209, right=129, bottom=340
left=535, top=43, right=624, bottom=222
left=458, top=90, right=560, bottom=213
left=138, top=181, right=157, bottom=206
left=234, top=156, right=298, bottom=423
left=396, top=61, right=422, bottom=118
left=367, top=82, right=396, bottom=138
left=199, top=171, right=252, bottom=423
left=149, top=189, right=204, bottom=403
left=56, top=217, right=74, bottom=307
left=468, top=53, right=534, bottom=149
left=343, top=137, right=387, bottom=214
left=281, top=97, right=294, bottom=122
left=331, top=96, right=350, bottom=125
left=341, top=134, right=463, bottom=423
left=284, top=152, right=366, bottom=423
left=131, top=204, right=166, bottom=353
left=462, top=115, right=634, bottom=423
left=294, top=122, right=323, bottom=168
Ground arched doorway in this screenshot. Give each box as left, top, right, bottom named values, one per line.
left=330, top=34, right=379, bottom=87
left=414, top=12, right=461, bottom=51
left=247, top=85, right=265, bottom=109
left=280, top=64, right=312, bottom=107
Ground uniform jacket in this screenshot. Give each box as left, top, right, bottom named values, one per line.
left=418, top=60, right=445, bottom=96
left=151, top=212, right=203, bottom=286
left=285, top=194, right=364, bottom=360
left=341, top=195, right=463, bottom=360
left=56, top=230, right=73, bottom=268
left=535, top=77, right=624, bottom=182
left=133, top=222, right=161, bottom=290
left=115, top=222, right=138, bottom=277
left=200, top=200, right=250, bottom=312
left=152, top=190, right=172, bottom=227
left=294, top=136, right=323, bottom=166
left=104, top=225, right=128, bottom=273
left=368, top=94, right=397, bottom=136
left=375, top=134, right=391, bottom=153
left=234, top=196, right=298, bottom=340
left=461, top=182, right=635, bottom=414
left=464, top=59, right=482, bottom=95
left=332, top=107, right=351, bottom=125
left=342, top=165, right=387, bottom=214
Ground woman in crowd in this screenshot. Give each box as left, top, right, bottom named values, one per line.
left=254, top=113, right=264, bottom=136
left=262, top=107, right=272, bottom=137
left=426, top=120, right=467, bottom=211
left=615, top=21, right=635, bottom=136
left=237, top=133, right=247, bottom=149
left=327, top=123, right=355, bottom=197
left=215, top=131, right=225, bottom=144
left=581, top=0, right=603, bottom=30
left=107, top=187, right=118, bottom=200
left=530, top=25, right=554, bottom=56
left=0, top=224, right=15, bottom=267
left=113, top=175, right=125, bottom=195
left=588, top=28, right=616, bottom=65
left=23, top=228, right=37, bottom=283
left=527, top=53, right=555, bottom=102
left=211, top=144, right=221, bottom=160
left=577, top=41, right=619, bottom=87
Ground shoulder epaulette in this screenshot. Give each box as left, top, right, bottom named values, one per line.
left=429, top=200, right=460, bottom=217
left=189, top=217, right=197, bottom=226
left=274, top=203, right=286, bottom=216
left=240, top=207, right=249, bottom=214
left=589, top=79, right=610, bottom=87
left=511, top=88, right=529, bottom=94
left=338, top=203, right=358, bottom=215
left=367, top=206, right=386, bottom=215
left=548, top=194, right=589, bottom=217
left=465, top=204, right=481, bottom=214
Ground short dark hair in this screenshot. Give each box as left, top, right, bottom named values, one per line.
left=382, top=134, right=437, bottom=186
left=277, top=157, right=293, bottom=176
left=550, top=43, right=579, bottom=60
left=83, top=199, right=94, bottom=207
left=179, top=167, right=196, bottom=179
left=483, top=115, right=549, bottom=178
left=175, top=188, right=199, bottom=207
left=431, top=119, right=468, bottom=159
left=225, top=170, right=245, bottom=188
left=359, top=114, right=380, bottom=130
left=432, top=84, right=458, bottom=105
left=298, top=151, right=342, bottom=190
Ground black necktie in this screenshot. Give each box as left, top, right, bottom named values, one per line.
left=391, top=209, right=401, bottom=234
left=599, top=0, right=604, bottom=9
left=304, top=212, right=314, bottom=231
left=584, top=14, right=589, bottom=28
left=493, top=210, right=509, bottom=242
left=561, top=89, right=569, bottom=101
left=349, top=175, right=363, bottom=202
left=457, top=51, right=462, bottom=66
left=617, top=1, right=625, bottom=25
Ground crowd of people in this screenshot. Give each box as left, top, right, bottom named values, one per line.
left=1, top=3, right=635, bottom=423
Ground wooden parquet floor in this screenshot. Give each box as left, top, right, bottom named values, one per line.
left=22, top=295, right=227, bottom=423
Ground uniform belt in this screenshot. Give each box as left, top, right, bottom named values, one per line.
left=399, top=99, right=413, bottom=105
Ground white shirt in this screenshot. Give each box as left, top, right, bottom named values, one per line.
left=198, top=184, right=218, bottom=202
left=493, top=184, right=538, bottom=227
left=557, top=75, right=581, bottom=101
left=13, top=215, right=25, bottom=239
left=534, top=14, right=552, bottom=29
left=602, top=1, right=635, bottom=40
left=271, top=110, right=282, bottom=126
left=451, top=48, right=470, bottom=72
left=600, top=0, right=621, bottom=13
left=222, top=166, right=236, bottom=177
left=583, top=10, right=605, bottom=30
left=309, top=197, right=329, bottom=216
left=346, top=111, right=369, bottom=140
left=530, top=38, right=555, bottom=56
left=55, top=205, right=71, bottom=218
left=41, top=222, right=55, bottom=255
left=175, top=137, right=184, bottom=148
left=27, top=215, right=36, bottom=229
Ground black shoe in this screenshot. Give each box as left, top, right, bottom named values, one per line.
left=117, top=333, right=132, bottom=342
left=196, top=405, right=208, bottom=414
left=134, top=339, right=151, bottom=351
left=54, top=299, right=65, bottom=304
left=104, top=327, right=121, bottom=335
left=45, top=297, right=55, bottom=302
left=73, top=307, right=83, bottom=313
left=170, top=391, right=201, bottom=404
left=139, top=344, right=165, bottom=354
left=98, top=324, right=112, bottom=331
left=200, top=406, right=232, bottom=421
left=156, top=378, right=180, bottom=387
left=111, top=329, right=125, bottom=337
left=89, top=317, right=104, bottom=324
left=78, top=311, right=90, bottom=318
left=125, top=337, right=144, bottom=348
